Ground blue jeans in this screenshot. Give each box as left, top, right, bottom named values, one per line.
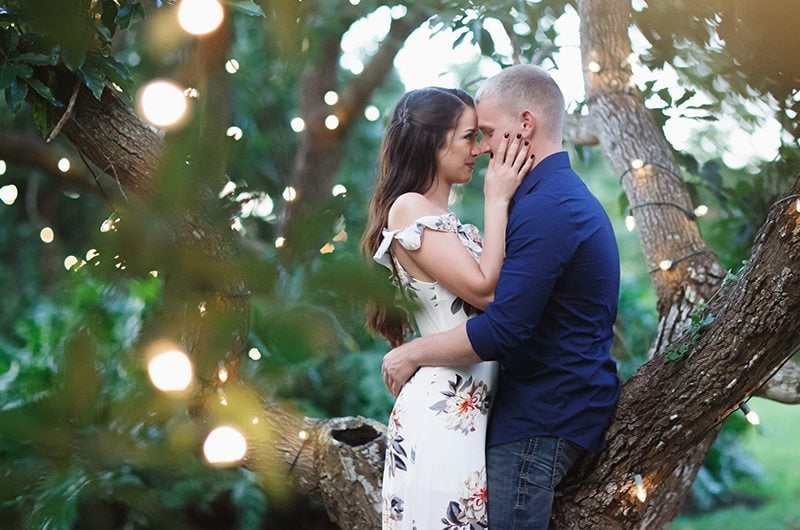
left=487, top=436, right=584, bottom=529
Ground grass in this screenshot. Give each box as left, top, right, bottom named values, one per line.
left=671, top=398, right=800, bottom=530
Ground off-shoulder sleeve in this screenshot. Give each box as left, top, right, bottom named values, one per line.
left=372, top=213, right=460, bottom=269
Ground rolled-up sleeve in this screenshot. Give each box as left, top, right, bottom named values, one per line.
left=466, top=193, right=574, bottom=362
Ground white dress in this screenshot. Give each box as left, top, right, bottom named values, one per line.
left=374, top=213, right=499, bottom=530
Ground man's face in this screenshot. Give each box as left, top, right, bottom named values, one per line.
left=476, top=96, right=520, bottom=156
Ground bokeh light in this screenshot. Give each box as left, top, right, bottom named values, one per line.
left=248, top=347, right=262, bottom=360
left=64, top=255, right=79, bottom=270
left=0, top=160, right=6, bottom=175
left=364, top=105, right=380, bottom=121
left=275, top=237, right=286, bottom=248
left=203, top=426, right=247, bottom=465
left=57, top=158, right=71, bottom=173
left=225, top=59, right=240, bottom=74
left=324, top=91, right=339, bottom=105
left=137, top=80, right=188, bottom=128
left=39, top=227, right=54, bottom=243
left=282, top=186, right=297, bottom=202
left=0, top=184, right=18, bottom=205
left=290, top=117, right=306, bottom=132
left=147, top=348, right=193, bottom=392
left=325, top=115, right=340, bottom=130
left=226, top=126, right=243, bottom=140
left=177, top=0, right=224, bottom=36
left=332, top=184, right=347, bottom=197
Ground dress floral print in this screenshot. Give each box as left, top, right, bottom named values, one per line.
left=374, top=213, right=498, bottom=530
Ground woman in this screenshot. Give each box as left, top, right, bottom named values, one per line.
left=361, top=87, right=533, bottom=529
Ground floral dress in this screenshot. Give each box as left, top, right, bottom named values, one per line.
left=373, top=213, right=499, bottom=530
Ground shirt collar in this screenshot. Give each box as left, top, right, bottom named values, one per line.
left=513, top=151, right=572, bottom=204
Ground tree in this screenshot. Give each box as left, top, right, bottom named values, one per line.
left=1, top=0, right=799, bottom=528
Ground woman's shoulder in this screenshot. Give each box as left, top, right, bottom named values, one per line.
left=387, top=193, right=448, bottom=231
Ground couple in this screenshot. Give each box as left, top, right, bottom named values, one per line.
left=362, top=65, right=621, bottom=529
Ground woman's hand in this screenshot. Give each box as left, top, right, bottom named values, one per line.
left=484, top=132, right=535, bottom=205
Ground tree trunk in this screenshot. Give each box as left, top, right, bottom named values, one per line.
left=282, top=7, right=433, bottom=229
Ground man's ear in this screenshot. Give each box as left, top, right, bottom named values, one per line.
left=520, top=109, right=536, bottom=139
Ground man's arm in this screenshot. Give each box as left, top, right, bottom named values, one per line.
left=382, top=323, right=481, bottom=397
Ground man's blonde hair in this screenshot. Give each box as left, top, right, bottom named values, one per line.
left=476, top=64, right=565, bottom=141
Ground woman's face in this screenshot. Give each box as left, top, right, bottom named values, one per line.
left=436, top=106, right=480, bottom=186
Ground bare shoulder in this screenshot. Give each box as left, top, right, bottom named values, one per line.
left=387, top=193, right=444, bottom=230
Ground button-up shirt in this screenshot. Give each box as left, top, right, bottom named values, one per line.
left=466, top=151, right=620, bottom=452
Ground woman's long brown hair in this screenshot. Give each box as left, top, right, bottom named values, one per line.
left=361, top=87, right=474, bottom=347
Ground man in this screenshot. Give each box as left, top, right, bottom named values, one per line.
left=381, top=64, right=621, bottom=529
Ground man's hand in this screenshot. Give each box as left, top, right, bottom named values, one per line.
left=382, top=340, right=421, bottom=398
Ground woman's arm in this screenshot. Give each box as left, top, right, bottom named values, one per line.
left=389, top=133, right=533, bottom=309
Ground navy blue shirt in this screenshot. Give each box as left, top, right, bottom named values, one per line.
left=466, top=151, right=620, bottom=452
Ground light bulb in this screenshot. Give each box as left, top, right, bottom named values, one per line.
left=634, top=474, right=647, bottom=502
left=332, top=184, right=347, bottom=197
left=320, top=242, right=335, bottom=254
left=290, top=117, right=305, bottom=132
left=795, top=199, right=800, bottom=213
left=275, top=236, right=286, bottom=248
left=57, top=158, right=71, bottom=173
left=147, top=348, right=193, bottom=392
left=137, top=80, right=188, bottom=128
left=0, top=184, right=19, bottom=205
left=325, top=115, right=340, bottom=130
left=39, top=227, right=54, bottom=243
left=658, top=260, right=673, bottom=271
left=248, top=347, right=262, bottom=360
left=225, top=59, right=240, bottom=74
left=324, top=91, right=339, bottom=105
left=64, top=255, right=79, bottom=270
left=0, top=160, right=6, bottom=175
left=226, top=126, right=243, bottom=140
left=587, top=61, right=602, bottom=73
left=693, top=204, right=709, bottom=217
left=739, top=402, right=760, bottom=425
left=282, top=186, right=297, bottom=202
left=203, top=426, right=247, bottom=465
left=364, top=105, right=380, bottom=122
left=625, top=215, right=636, bottom=232
left=177, top=0, right=224, bottom=36
left=631, top=159, right=644, bottom=169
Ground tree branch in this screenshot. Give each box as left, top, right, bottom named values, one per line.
left=756, top=359, right=800, bottom=404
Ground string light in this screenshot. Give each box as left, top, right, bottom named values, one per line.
left=85, top=248, right=99, bottom=261
left=0, top=184, right=18, bottom=205
left=225, top=59, right=240, bottom=74
left=147, top=347, right=193, bottom=392
left=795, top=199, right=800, bottom=213
left=290, top=117, right=305, bottom=132
left=693, top=204, right=709, bottom=217
left=629, top=201, right=698, bottom=221
left=252, top=417, right=259, bottom=424
left=364, top=105, right=380, bottom=122
left=57, top=158, right=71, bottom=173
left=218, top=366, right=229, bottom=383
left=625, top=214, right=636, bottom=232
left=282, top=186, right=297, bottom=202
left=324, top=91, right=339, bottom=105
left=320, top=242, right=335, bottom=254
left=137, top=80, right=188, bottom=128
left=325, top=115, right=340, bottom=130
left=739, top=402, right=760, bottom=425
left=333, top=230, right=348, bottom=242
left=587, top=61, right=602, bottom=73
left=149, top=270, right=159, bottom=278
left=248, top=347, right=262, bottom=360
left=64, top=255, right=79, bottom=270
left=203, top=426, right=247, bottom=465
left=226, top=126, right=243, bottom=140
left=0, top=160, right=6, bottom=175
left=177, top=0, right=224, bottom=36
left=349, top=0, right=360, bottom=5
left=332, top=184, right=347, bottom=197
left=275, top=236, right=286, bottom=248
left=184, top=87, right=199, bottom=98
left=633, top=474, right=647, bottom=502
left=649, top=249, right=711, bottom=274
left=39, top=227, right=54, bottom=243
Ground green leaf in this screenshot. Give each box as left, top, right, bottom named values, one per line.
left=95, top=56, right=133, bottom=93
left=32, top=98, right=54, bottom=137
left=62, top=47, right=87, bottom=72
left=678, top=343, right=690, bottom=354
left=25, top=77, right=63, bottom=107
left=4, top=79, right=28, bottom=113
left=0, top=64, right=20, bottom=91
left=116, top=3, right=146, bottom=29
left=90, top=19, right=114, bottom=45
left=79, top=61, right=106, bottom=100
left=226, top=0, right=266, bottom=17
left=12, top=53, right=57, bottom=66
left=0, top=28, right=20, bottom=54
left=479, top=27, right=495, bottom=57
